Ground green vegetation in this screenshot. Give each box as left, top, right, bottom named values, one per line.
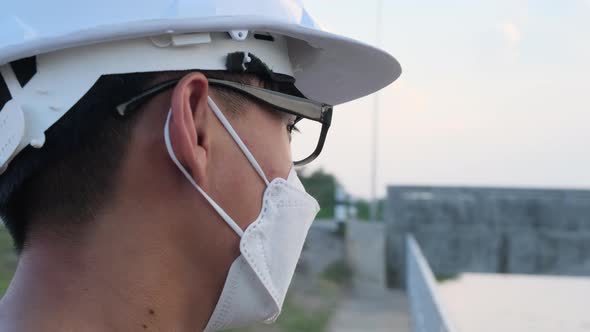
left=298, top=169, right=337, bottom=219
left=271, top=261, right=351, bottom=332
left=436, top=274, right=459, bottom=283
left=321, top=260, right=352, bottom=286
left=0, top=225, right=16, bottom=295
left=235, top=261, right=352, bottom=332
left=271, top=265, right=348, bottom=332
left=298, top=168, right=385, bottom=221
left=354, top=198, right=385, bottom=221
left=273, top=288, right=334, bottom=332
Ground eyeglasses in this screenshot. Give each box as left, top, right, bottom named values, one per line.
left=116, top=78, right=333, bottom=166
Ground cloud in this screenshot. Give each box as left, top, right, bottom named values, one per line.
left=498, top=21, right=522, bottom=61
left=501, top=22, right=522, bottom=47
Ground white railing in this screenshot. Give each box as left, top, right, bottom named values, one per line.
left=406, top=234, right=458, bottom=332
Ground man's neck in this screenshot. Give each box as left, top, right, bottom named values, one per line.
left=0, top=212, right=224, bottom=332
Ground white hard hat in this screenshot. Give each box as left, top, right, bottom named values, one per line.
left=0, top=0, right=401, bottom=174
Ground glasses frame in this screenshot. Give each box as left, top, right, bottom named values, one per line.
left=116, top=78, right=333, bottom=166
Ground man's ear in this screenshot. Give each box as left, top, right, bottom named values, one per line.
left=167, top=72, right=210, bottom=185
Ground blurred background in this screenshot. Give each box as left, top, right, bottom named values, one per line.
left=2, top=0, right=590, bottom=331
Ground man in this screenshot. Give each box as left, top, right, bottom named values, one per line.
left=0, top=1, right=401, bottom=331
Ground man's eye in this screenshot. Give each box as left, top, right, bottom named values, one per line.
left=287, top=117, right=303, bottom=134
left=287, top=123, right=300, bottom=134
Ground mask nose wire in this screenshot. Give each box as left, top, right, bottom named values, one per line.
left=207, top=97, right=271, bottom=186
left=164, top=110, right=245, bottom=238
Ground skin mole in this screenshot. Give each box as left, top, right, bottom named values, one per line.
left=148, top=309, right=155, bottom=315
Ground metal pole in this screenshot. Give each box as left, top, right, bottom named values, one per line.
left=370, top=0, right=384, bottom=222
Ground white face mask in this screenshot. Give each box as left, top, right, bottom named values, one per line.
left=163, top=96, right=320, bottom=332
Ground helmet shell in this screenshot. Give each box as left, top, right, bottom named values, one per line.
left=0, top=0, right=401, bottom=105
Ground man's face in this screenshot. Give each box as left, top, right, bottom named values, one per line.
left=124, top=72, right=300, bottom=305
left=206, top=85, right=297, bottom=230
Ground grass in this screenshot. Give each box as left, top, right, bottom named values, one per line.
left=0, top=274, right=11, bottom=296
left=321, top=260, right=352, bottom=286
left=436, top=273, right=459, bottom=283
left=275, top=293, right=333, bottom=332
left=235, top=280, right=342, bottom=332
left=235, top=261, right=351, bottom=332
left=0, top=225, right=16, bottom=295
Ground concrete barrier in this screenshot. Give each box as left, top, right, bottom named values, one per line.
left=386, top=186, right=590, bottom=287
left=406, top=234, right=457, bottom=332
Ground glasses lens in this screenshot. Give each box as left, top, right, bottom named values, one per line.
left=291, top=119, right=323, bottom=164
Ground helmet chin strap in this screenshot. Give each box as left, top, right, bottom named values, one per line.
left=163, top=96, right=271, bottom=238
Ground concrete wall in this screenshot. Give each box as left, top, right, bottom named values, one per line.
left=385, top=186, right=590, bottom=287
left=346, top=220, right=387, bottom=289
left=299, top=221, right=345, bottom=279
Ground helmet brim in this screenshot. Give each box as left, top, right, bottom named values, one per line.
left=0, top=16, right=401, bottom=105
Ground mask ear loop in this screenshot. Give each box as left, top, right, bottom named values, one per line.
left=164, top=110, right=245, bottom=237
left=207, top=97, right=270, bottom=187
left=0, top=65, right=22, bottom=99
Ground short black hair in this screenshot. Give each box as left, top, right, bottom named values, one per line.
left=0, top=65, right=290, bottom=253
left=0, top=71, right=157, bottom=253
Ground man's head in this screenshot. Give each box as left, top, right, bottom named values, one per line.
left=0, top=67, right=299, bottom=252
left=0, top=40, right=336, bottom=327
left=0, top=2, right=401, bottom=331
left=0, top=62, right=322, bottom=331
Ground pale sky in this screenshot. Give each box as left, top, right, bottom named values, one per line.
left=302, top=0, right=590, bottom=198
